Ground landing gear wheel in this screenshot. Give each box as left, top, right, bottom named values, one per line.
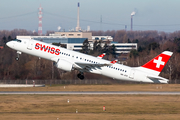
left=15, top=57, right=19, bottom=61
left=16, top=51, right=21, bottom=61
left=77, top=73, right=84, bottom=80
left=77, top=73, right=81, bottom=78
left=79, top=75, right=84, bottom=80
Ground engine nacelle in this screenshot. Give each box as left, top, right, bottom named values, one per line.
left=56, top=59, right=73, bottom=72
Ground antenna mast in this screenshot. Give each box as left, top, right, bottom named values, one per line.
left=38, top=5, right=43, bottom=35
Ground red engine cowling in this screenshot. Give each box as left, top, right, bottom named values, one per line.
left=56, top=59, right=73, bottom=72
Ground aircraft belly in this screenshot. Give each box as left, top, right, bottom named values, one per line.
left=101, top=67, right=129, bottom=81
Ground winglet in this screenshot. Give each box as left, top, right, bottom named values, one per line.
left=110, top=59, right=118, bottom=64
left=97, top=53, right=106, bottom=59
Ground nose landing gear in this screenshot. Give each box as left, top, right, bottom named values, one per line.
left=16, top=51, right=21, bottom=61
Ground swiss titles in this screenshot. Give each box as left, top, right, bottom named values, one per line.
left=35, top=43, right=60, bottom=55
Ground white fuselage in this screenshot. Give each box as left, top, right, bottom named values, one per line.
left=6, top=39, right=168, bottom=83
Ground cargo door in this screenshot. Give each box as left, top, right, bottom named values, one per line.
left=129, top=69, right=135, bottom=79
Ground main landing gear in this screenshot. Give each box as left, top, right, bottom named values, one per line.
left=16, top=51, right=21, bottom=61
left=77, top=72, right=84, bottom=80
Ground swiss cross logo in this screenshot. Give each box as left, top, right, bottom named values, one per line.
left=99, top=54, right=105, bottom=58
left=99, top=55, right=104, bottom=57
left=153, top=56, right=165, bottom=68
left=111, top=60, right=117, bottom=64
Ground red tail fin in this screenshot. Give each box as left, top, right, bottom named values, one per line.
left=141, top=51, right=173, bottom=75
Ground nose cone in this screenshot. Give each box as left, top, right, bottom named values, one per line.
left=6, top=41, right=12, bottom=48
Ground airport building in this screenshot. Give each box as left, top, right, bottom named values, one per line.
left=66, top=42, right=137, bottom=53
left=52, top=32, right=92, bottom=40
left=17, top=35, right=87, bottom=44
left=17, top=31, right=137, bottom=54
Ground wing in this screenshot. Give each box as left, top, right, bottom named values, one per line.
left=51, top=57, right=117, bottom=72
left=74, top=62, right=111, bottom=71
left=74, top=59, right=117, bottom=72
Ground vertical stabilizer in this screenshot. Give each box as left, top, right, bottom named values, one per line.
left=139, top=51, right=173, bottom=76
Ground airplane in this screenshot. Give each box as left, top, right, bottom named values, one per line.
left=6, top=38, right=173, bottom=83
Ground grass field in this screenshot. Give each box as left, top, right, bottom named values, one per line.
left=0, top=84, right=180, bottom=91
left=0, top=84, right=180, bottom=120
left=0, top=95, right=180, bottom=120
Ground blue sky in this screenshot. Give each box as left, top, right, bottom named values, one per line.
left=0, top=0, right=180, bottom=33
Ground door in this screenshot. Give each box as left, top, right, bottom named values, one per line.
left=27, top=40, right=34, bottom=50
left=129, top=69, right=135, bottom=79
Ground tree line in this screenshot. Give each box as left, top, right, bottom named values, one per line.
left=80, top=39, right=117, bottom=59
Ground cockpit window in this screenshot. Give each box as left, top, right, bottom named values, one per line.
left=17, top=40, right=21, bottom=42
left=13, top=39, right=22, bottom=42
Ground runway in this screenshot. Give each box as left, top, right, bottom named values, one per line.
left=0, top=91, right=180, bottom=95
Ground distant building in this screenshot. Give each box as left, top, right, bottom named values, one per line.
left=17, top=35, right=87, bottom=44
left=52, top=32, right=92, bottom=40
left=66, top=42, right=137, bottom=53
left=91, top=36, right=113, bottom=43
left=17, top=31, right=137, bottom=54
left=112, top=43, right=137, bottom=53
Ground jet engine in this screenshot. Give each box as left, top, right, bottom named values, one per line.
left=56, top=59, right=73, bottom=72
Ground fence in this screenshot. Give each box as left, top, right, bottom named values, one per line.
left=0, top=79, right=179, bottom=84
left=0, top=79, right=126, bottom=85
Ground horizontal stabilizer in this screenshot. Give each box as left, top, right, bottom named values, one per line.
left=147, top=75, right=169, bottom=81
